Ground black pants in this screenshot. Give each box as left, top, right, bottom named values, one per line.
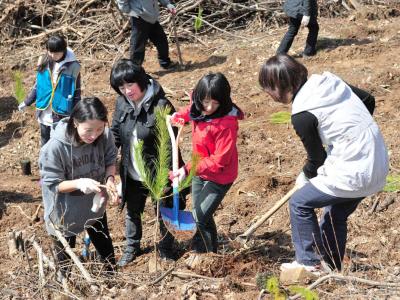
left=52, top=213, right=115, bottom=271
left=130, top=17, right=171, bottom=68
left=276, top=16, right=319, bottom=56
left=40, top=124, right=51, bottom=147
left=124, top=176, right=186, bottom=253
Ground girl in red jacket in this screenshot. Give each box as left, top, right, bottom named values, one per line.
left=170, top=73, right=243, bottom=254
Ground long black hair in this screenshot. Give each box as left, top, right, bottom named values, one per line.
left=110, top=59, right=150, bottom=95
left=66, top=97, right=108, bottom=146
left=38, top=35, right=68, bottom=72
left=190, top=72, right=233, bottom=119
left=258, top=54, right=308, bottom=104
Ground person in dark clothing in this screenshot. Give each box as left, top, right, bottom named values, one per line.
left=110, top=59, right=185, bottom=267
left=116, top=0, right=177, bottom=70
left=259, top=54, right=389, bottom=274
left=276, top=0, right=319, bottom=57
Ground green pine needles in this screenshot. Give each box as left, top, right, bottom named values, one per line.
left=269, top=111, right=291, bottom=124
left=194, top=6, right=203, bottom=33
left=384, top=174, right=400, bottom=192
left=13, top=71, right=26, bottom=104
left=133, top=106, right=197, bottom=202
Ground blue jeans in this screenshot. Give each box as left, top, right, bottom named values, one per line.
left=130, top=17, right=171, bottom=68
left=290, top=183, right=362, bottom=270
left=191, top=176, right=232, bottom=253
left=276, top=16, right=319, bottom=56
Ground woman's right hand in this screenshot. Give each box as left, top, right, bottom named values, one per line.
left=170, top=113, right=185, bottom=126
left=75, top=178, right=101, bottom=194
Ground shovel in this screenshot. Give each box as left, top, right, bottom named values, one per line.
left=236, top=186, right=298, bottom=244
left=160, top=115, right=197, bottom=241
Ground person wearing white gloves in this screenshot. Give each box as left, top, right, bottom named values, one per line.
left=259, top=54, right=389, bottom=273
left=39, top=97, right=118, bottom=274
left=116, top=0, right=177, bottom=70
left=19, top=34, right=81, bottom=146
left=276, top=0, right=319, bottom=57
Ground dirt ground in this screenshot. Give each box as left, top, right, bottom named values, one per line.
left=1, top=5, right=400, bottom=300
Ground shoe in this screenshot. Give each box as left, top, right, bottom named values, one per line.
left=280, top=261, right=323, bottom=276
left=302, top=51, right=316, bottom=59
left=159, top=249, right=175, bottom=262
left=117, top=248, right=140, bottom=267
left=161, top=61, right=178, bottom=70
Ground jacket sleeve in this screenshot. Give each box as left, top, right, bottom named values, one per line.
left=349, top=84, right=375, bottom=115
left=159, top=0, right=172, bottom=8
left=104, top=128, right=118, bottom=167
left=72, top=72, right=81, bottom=109
left=39, top=142, right=66, bottom=194
left=110, top=98, right=123, bottom=149
left=24, top=82, right=37, bottom=106
left=291, top=111, right=327, bottom=179
left=302, top=0, right=311, bottom=16
left=195, top=125, right=236, bottom=176
left=116, top=0, right=130, bottom=13
left=175, top=105, right=191, bottom=123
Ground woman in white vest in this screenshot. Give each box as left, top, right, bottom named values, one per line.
left=258, top=54, right=389, bottom=273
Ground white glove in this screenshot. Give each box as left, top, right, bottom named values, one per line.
left=18, top=102, right=27, bottom=111
left=167, top=4, right=176, bottom=14
left=91, top=191, right=106, bottom=213
left=76, top=178, right=101, bottom=194
left=116, top=182, right=122, bottom=198
left=301, top=15, right=310, bottom=26
left=295, top=171, right=310, bottom=188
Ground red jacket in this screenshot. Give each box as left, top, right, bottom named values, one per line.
left=176, top=105, right=244, bottom=185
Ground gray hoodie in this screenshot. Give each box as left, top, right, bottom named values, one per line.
left=39, top=119, right=117, bottom=237
left=116, top=0, right=172, bottom=24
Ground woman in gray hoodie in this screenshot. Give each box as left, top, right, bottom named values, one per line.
left=39, top=97, right=118, bottom=274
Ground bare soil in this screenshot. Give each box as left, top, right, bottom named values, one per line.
left=1, top=6, right=400, bottom=299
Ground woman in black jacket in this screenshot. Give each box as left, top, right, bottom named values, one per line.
left=110, top=59, right=185, bottom=266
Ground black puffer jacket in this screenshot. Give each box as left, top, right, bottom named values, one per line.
left=111, top=78, right=184, bottom=207
left=283, top=0, right=318, bottom=19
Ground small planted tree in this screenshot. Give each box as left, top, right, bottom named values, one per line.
left=269, top=111, right=291, bottom=125
left=133, top=106, right=197, bottom=266
left=13, top=71, right=26, bottom=104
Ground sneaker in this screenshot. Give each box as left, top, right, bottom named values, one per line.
left=302, top=51, right=316, bottom=59
left=159, top=248, right=175, bottom=262
left=117, top=248, right=141, bottom=267
left=280, top=261, right=323, bottom=276
left=161, top=61, right=178, bottom=70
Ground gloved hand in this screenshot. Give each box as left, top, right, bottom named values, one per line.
left=170, top=113, right=185, bottom=126
left=18, top=102, right=27, bottom=111
left=169, top=167, right=186, bottom=183
left=295, top=171, right=310, bottom=188
left=75, top=178, right=101, bottom=194
left=301, top=15, right=310, bottom=26
left=91, top=191, right=106, bottom=213
left=167, top=4, right=176, bottom=15
left=116, top=182, right=122, bottom=198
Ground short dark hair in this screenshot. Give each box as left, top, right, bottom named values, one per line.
left=192, top=72, right=233, bottom=117
left=38, top=34, right=68, bottom=72
left=47, top=34, right=67, bottom=53
left=66, top=97, right=108, bottom=146
left=110, top=59, right=150, bottom=95
left=258, top=54, right=308, bottom=103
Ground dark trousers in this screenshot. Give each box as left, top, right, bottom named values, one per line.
left=40, top=124, right=51, bottom=147
left=191, top=176, right=232, bottom=253
left=124, top=176, right=185, bottom=253
left=130, top=17, right=171, bottom=68
left=52, top=213, right=115, bottom=271
left=276, top=16, right=319, bottom=56
left=289, top=183, right=362, bottom=270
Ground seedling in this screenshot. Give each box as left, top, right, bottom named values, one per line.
left=383, top=174, right=400, bottom=192
left=194, top=6, right=203, bottom=33
left=269, top=111, right=291, bottom=124
left=13, top=71, right=26, bottom=104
